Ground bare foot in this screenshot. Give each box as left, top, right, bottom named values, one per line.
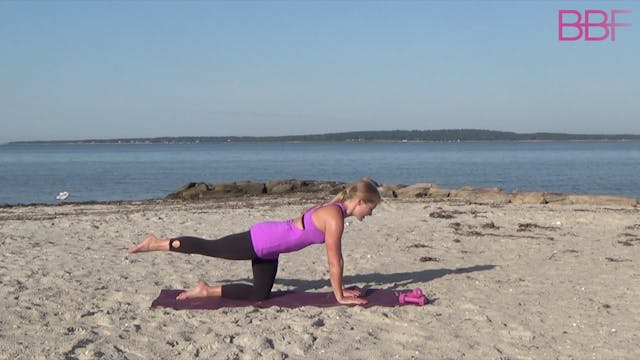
left=176, top=280, right=215, bottom=300
left=127, top=234, right=169, bottom=253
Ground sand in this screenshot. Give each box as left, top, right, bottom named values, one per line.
left=1, top=197, right=639, bottom=359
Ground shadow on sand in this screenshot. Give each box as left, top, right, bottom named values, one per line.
left=219, top=264, right=497, bottom=292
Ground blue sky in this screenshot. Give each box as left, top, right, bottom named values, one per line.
left=1, top=1, right=638, bottom=142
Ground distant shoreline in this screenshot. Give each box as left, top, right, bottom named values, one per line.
left=5, top=139, right=640, bottom=146
left=5, top=129, right=640, bottom=145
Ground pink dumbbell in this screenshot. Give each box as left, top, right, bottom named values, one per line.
left=399, top=293, right=426, bottom=305
left=398, top=288, right=427, bottom=305
left=399, top=288, right=423, bottom=298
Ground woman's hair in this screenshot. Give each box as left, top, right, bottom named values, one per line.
left=330, top=177, right=381, bottom=204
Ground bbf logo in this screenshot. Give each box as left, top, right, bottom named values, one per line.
left=558, top=9, right=632, bottom=41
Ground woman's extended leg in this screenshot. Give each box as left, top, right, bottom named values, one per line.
left=128, top=231, right=255, bottom=259
left=167, top=231, right=255, bottom=260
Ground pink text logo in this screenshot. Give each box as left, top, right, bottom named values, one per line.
left=558, top=9, right=632, bottom=41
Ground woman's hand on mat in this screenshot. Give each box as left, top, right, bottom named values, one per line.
left=343, top=287, right=363, bottom=298
left=338, top=286, right=368, bottom=305
left=337, top=295, right=368, bottom=305
left=338, top=288, right=367, bottom=305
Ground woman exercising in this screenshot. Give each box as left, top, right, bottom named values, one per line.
left=128, top=178, right=381, bottom=305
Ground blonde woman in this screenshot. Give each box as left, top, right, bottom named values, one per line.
left=128, top=178, right=381, bottom=305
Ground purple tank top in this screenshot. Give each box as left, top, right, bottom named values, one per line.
left=250, top=202, right=346, bottom=259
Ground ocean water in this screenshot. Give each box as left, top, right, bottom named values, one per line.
left=0, top=141, right=639, bottom=205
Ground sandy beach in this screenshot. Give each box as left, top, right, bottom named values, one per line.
left=1, top=196, right=639, bottom=359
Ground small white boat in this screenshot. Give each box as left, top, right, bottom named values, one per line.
left=56, top=191, right=69, bottom=201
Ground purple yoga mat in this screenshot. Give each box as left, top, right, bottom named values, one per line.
left=151, top=288, right=413, bottom=310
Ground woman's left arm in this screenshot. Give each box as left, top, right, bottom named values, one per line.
left=324, top=208, right=367, bottom=305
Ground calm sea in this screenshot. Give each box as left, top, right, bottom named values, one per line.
left=0, top=141, right=639, bottom=205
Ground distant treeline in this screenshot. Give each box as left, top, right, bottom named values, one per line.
left=9, top=129, right=640, bottom=145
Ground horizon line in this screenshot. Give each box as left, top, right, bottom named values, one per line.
left=5, top=128, right=640, bottom=145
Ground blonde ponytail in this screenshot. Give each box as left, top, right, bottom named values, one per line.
left=330, top=177, right=381, bottom=204
left=300, top=178, right=381, bottom=215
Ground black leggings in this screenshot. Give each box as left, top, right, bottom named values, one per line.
left=170, top=231, right=278, bottom=301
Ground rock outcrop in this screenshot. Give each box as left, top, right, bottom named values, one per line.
left=449, top=186, right=512, bottom=205
left=167, top=179, right=638, bottom=207
left=167, top=179, right=345, bottom=201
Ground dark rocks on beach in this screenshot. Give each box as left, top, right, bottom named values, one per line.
left=265, top=179, right=345, bottom=195
left=511, top=192, right=546, bottom=205
left=377, top=184, right=400, bottom=198
left=167, top=179, right=346, bottom=201
left=449, top=186, right=511, bottom=205
left=168, top=182, right=214, bottom=200
left=560, top=194, right=638, bottom=207
left=217, top=181, right=266, bottom=196
left=394, top=183, right=436, bottom=198
left=166, top=179, right=639, bottom=207
left=166, top=181, right=260, bottom=200
left=390, top=183, right=453, bottom=199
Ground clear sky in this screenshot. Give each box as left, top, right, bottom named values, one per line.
left=1, top=1, right=638, bottom=142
